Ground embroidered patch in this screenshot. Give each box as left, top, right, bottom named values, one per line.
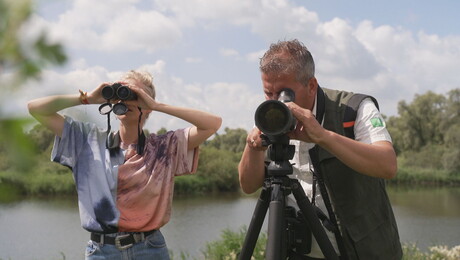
left=370, top=117, right=384, bottom=127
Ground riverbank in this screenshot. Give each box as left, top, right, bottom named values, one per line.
left=1, top=188, right=459, bottom=260
left=1, top=165, right=459, bottom=197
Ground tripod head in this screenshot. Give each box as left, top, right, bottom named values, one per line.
left=261, top=134, right=295, bottom=177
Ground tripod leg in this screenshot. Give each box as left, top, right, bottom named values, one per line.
left=291, top=180, right=339, bottom=260
left=238, top=187, right=270, bottom=260
left=266, top=182, right=286, bottom=260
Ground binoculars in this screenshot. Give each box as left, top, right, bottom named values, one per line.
left=101, top=83, right=137, bottom=101
left=99, top=83, right=137, bottom=115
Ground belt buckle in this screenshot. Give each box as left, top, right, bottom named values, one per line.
left=115, top=234, right=133, bottom=250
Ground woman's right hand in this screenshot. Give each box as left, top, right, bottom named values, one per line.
left=87, top=82, right=112, bottom=104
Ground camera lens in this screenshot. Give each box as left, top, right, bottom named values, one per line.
left=254, top=88, right=296, bottom=136
left=255, top=100, right=296, bottom=136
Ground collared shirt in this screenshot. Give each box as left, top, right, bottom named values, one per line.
left=51, top=116, right=198, bottom=233
left=287, top=97, right=392, bottom=258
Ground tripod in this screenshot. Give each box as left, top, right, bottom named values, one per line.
left=238, top=135, right=339, bottom=260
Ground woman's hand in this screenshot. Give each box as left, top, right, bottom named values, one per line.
left=123, top=85, right=157, bottom=112
left=87, top=82, right=112, bottom=104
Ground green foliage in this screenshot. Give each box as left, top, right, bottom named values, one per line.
left=195, top=147, right=241, bottom=192
left=200, top=231, right=460, bottom=260
left=174, top=174, right=210, bottom=194
left=156, top=127, right=168, bottom=135
left=387, top=91, right=447, bottom=152
left=0, top=0, right=67, bottom=84
left=174, top=127, right=247, bottom=195
left=391, top=164, right=457, bottom=185
left=0, top=118, right=37, bottom=171
left=402, top=243, right=460, bottom=260
left=0, top=0, right=67, bottom=173
left=206, top=127, right=247, bottom=153
left=387, top=89, right=460, bottom=177
left=202, top=227, right=267, bottom=260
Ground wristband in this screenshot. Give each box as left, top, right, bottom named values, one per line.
left=79, top=89, right=90, bottom=104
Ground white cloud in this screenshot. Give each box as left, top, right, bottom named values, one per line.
left=219, top=48, right=240, bottom=58
left=27, top=0, right=182, bottom=53
left=11, top=0, right=460, bottom=131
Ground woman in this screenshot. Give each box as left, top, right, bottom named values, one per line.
left=27, top=70, right=222, bottom=260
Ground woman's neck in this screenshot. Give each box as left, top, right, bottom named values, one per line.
left=119, top=124, right=139, bottom=145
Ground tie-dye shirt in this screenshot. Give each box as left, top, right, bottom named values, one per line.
left=51, top=116, right=198, bottom=233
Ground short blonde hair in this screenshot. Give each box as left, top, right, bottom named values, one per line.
left=121, top=70, right=156, bottom=99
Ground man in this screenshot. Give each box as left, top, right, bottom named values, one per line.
left=239, top=39, right=402, bottom=259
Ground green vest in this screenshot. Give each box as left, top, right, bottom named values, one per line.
left=316, top=88, right=403, bottom=260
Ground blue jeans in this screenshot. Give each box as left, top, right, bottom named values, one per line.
left=85, top=230, right=170, bottom=260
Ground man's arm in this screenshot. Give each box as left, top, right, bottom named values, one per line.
left=286, top=102, right=397, bottom=179
left=238, top=127, right=267, bottom=194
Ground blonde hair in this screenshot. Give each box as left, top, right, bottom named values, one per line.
left=121, top=70, right=156, bottom=99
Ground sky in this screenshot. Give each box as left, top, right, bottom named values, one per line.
left=4, top=0, right=460, bottom=133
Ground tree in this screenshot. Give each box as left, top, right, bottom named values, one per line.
left=0, top=0, right=67, bottom=171
left=388, top=91, right=447, bottom=152
left=386, top=89, right=460, bottom=174
left=206, top=127, right=247, bottom=153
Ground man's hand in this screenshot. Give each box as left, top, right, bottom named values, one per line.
left=285, top=102, right=326, bottom=144
left=246, top=127, right=269, bottom=151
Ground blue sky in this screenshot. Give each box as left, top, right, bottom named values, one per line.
left=6, top=0, right=460, bottom=133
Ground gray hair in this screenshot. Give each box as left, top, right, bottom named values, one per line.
left=260, top=39, right=315, bottom=86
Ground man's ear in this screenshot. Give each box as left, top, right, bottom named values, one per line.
left=307, top=77, right=318, bottom=96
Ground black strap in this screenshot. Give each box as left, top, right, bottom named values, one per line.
left=309, top=146, right=348, bottom=260
left=343, top=94, right=379, bottom=139
left=136, top=107, right=145, bottom=155
left=315, top=86, right=325, bottom=125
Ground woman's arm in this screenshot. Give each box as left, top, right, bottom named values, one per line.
left=155, top=102, right=222, bottom=150
left=27, top=83, right=109, bottom=137
left=129, top=88, right=222, bottom=150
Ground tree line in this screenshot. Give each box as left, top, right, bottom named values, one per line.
left=0, top=89, right=459, bottom=196
left=386, top=89, right=460, bottom=178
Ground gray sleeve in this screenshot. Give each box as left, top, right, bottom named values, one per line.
left=51, top=116, right=92, bottom=169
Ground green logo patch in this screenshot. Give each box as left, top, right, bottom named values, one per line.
left=370, top=117, right=384, bottom=127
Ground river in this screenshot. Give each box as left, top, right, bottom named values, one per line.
left=0, top=185, right=459, bottom=260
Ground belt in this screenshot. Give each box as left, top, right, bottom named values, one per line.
left=91, top=230, right=156, bottom=250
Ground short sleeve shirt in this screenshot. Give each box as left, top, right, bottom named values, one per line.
left=51, top=116, right=198, bottom=233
